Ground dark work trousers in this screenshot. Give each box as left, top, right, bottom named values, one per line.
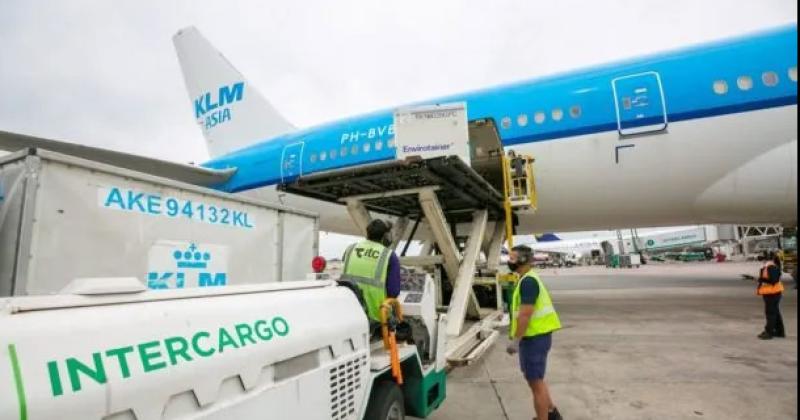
left=763, top=293, right=785, bottom=337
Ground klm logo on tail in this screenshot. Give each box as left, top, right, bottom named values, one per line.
left=194, top=82, right=244, bottom=130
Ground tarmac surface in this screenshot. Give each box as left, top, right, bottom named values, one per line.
left=424, top=262, right=798, bottom=420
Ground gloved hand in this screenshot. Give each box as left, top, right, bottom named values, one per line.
left=506, top=339, right=520, bottom=355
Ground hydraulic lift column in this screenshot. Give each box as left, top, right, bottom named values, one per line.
left=345, top=186, right=484, bottom=331
left=279, top=155, right=515, bottom=364
left=418, top=188, right=483, bottom=332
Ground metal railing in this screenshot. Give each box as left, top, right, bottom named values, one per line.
left=501, top=154, right=538, bottom=247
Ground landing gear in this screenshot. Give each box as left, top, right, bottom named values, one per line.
left=365, top=381, right=405, bottom=420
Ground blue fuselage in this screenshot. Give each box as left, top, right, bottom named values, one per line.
left=204, top=25, right=797, bottom=193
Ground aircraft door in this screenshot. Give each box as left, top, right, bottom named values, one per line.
left=611, top=72, right=668, bottom=137
left=280, top=142, right=305, bottom=183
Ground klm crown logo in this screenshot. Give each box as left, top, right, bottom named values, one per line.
left=173, top=243, right=211, bottom=269
left=148, top=242, right=227, bottom=289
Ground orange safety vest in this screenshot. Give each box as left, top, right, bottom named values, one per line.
left=757, top=262, right=785, bottom=295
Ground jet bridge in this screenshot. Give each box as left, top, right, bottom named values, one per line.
left=280, top=148, right=538, bottom=364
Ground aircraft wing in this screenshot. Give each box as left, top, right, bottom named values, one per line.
left=0, top=130, right=235, bottom=187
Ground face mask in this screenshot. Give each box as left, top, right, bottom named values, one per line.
left=507, top=261, right=520, bottom=271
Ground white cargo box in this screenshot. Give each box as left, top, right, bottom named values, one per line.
left=0, top=149, right=319, bottom=296
left=393, top=102, right=470, bottom=166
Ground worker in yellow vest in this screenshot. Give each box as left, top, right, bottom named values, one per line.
left=505, top=245, right=563, bottom=420
left=341, top=219, right=402, bottom=323
left=757, top=252, right=785, bottom=340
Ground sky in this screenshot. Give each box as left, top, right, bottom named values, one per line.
left=0, top=0, right=796, bottom=257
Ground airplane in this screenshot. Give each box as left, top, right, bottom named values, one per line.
left=516, top=234, right=598, bottom=259
left=530, top=237, right=604, bottom=260
left=527, top=225, right=728, bottom=261
left=1, top=24, right=797, bottom=240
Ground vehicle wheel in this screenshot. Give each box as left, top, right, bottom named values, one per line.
left=364, top=381, right=405, bottom=420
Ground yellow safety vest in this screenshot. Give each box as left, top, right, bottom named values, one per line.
left=510, top=269, right=561, bottom=338
left=342, top=240, right=391, bottom=322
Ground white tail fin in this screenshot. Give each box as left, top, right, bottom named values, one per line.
left=173, top=26, right=294, bottom=158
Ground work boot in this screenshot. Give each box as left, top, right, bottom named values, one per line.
left=533, top=407, right=563, bottom=420
left=758, top=331, right=773, bottom=340
left=549, top=407, right=563, bottom=420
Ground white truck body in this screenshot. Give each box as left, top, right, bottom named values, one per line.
left=0, top=149, right=318, bottom=296
left=0, top=281, right=371, bottom=420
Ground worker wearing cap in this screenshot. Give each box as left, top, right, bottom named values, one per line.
left=341, top=219, right=402, bottom=322
left=505, top=245, right=563, bottom=420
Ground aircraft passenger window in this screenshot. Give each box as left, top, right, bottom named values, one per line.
left=363, top=142, right=371, bottom=153
left=788, top=67, right=797, bottom=82
left=570, top=105, right=582, bottom=119
left=501, top=117, right=511, bottom=129
left=320, top=151, right=327, bottom=161
left=517, top=114, right=528, bottom=127
left=534, top=111, right=546, bottom=124
left=340, top=146, right=348, bottom=157
left=762, top=71, right=779, bottom=87
left=330, top=149, right=338, bottom=159
left=713, top=80, right=728, bottom=95
left=551, top=108, right=563, bottom=121
left=351, top=144, right=359, bottom=155
left=388, top=139, right=396, bottom=148
left=737, top=75, right=753, bottom=91
left=309, top=153, right=317, bottom=163
left=375, top=140, right=383, bottom=151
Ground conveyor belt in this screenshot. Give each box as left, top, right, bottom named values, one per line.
left=278, top=156, right=506, bottom=223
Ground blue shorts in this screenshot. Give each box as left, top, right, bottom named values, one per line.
left=518, top=333, right=552, bottom=381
